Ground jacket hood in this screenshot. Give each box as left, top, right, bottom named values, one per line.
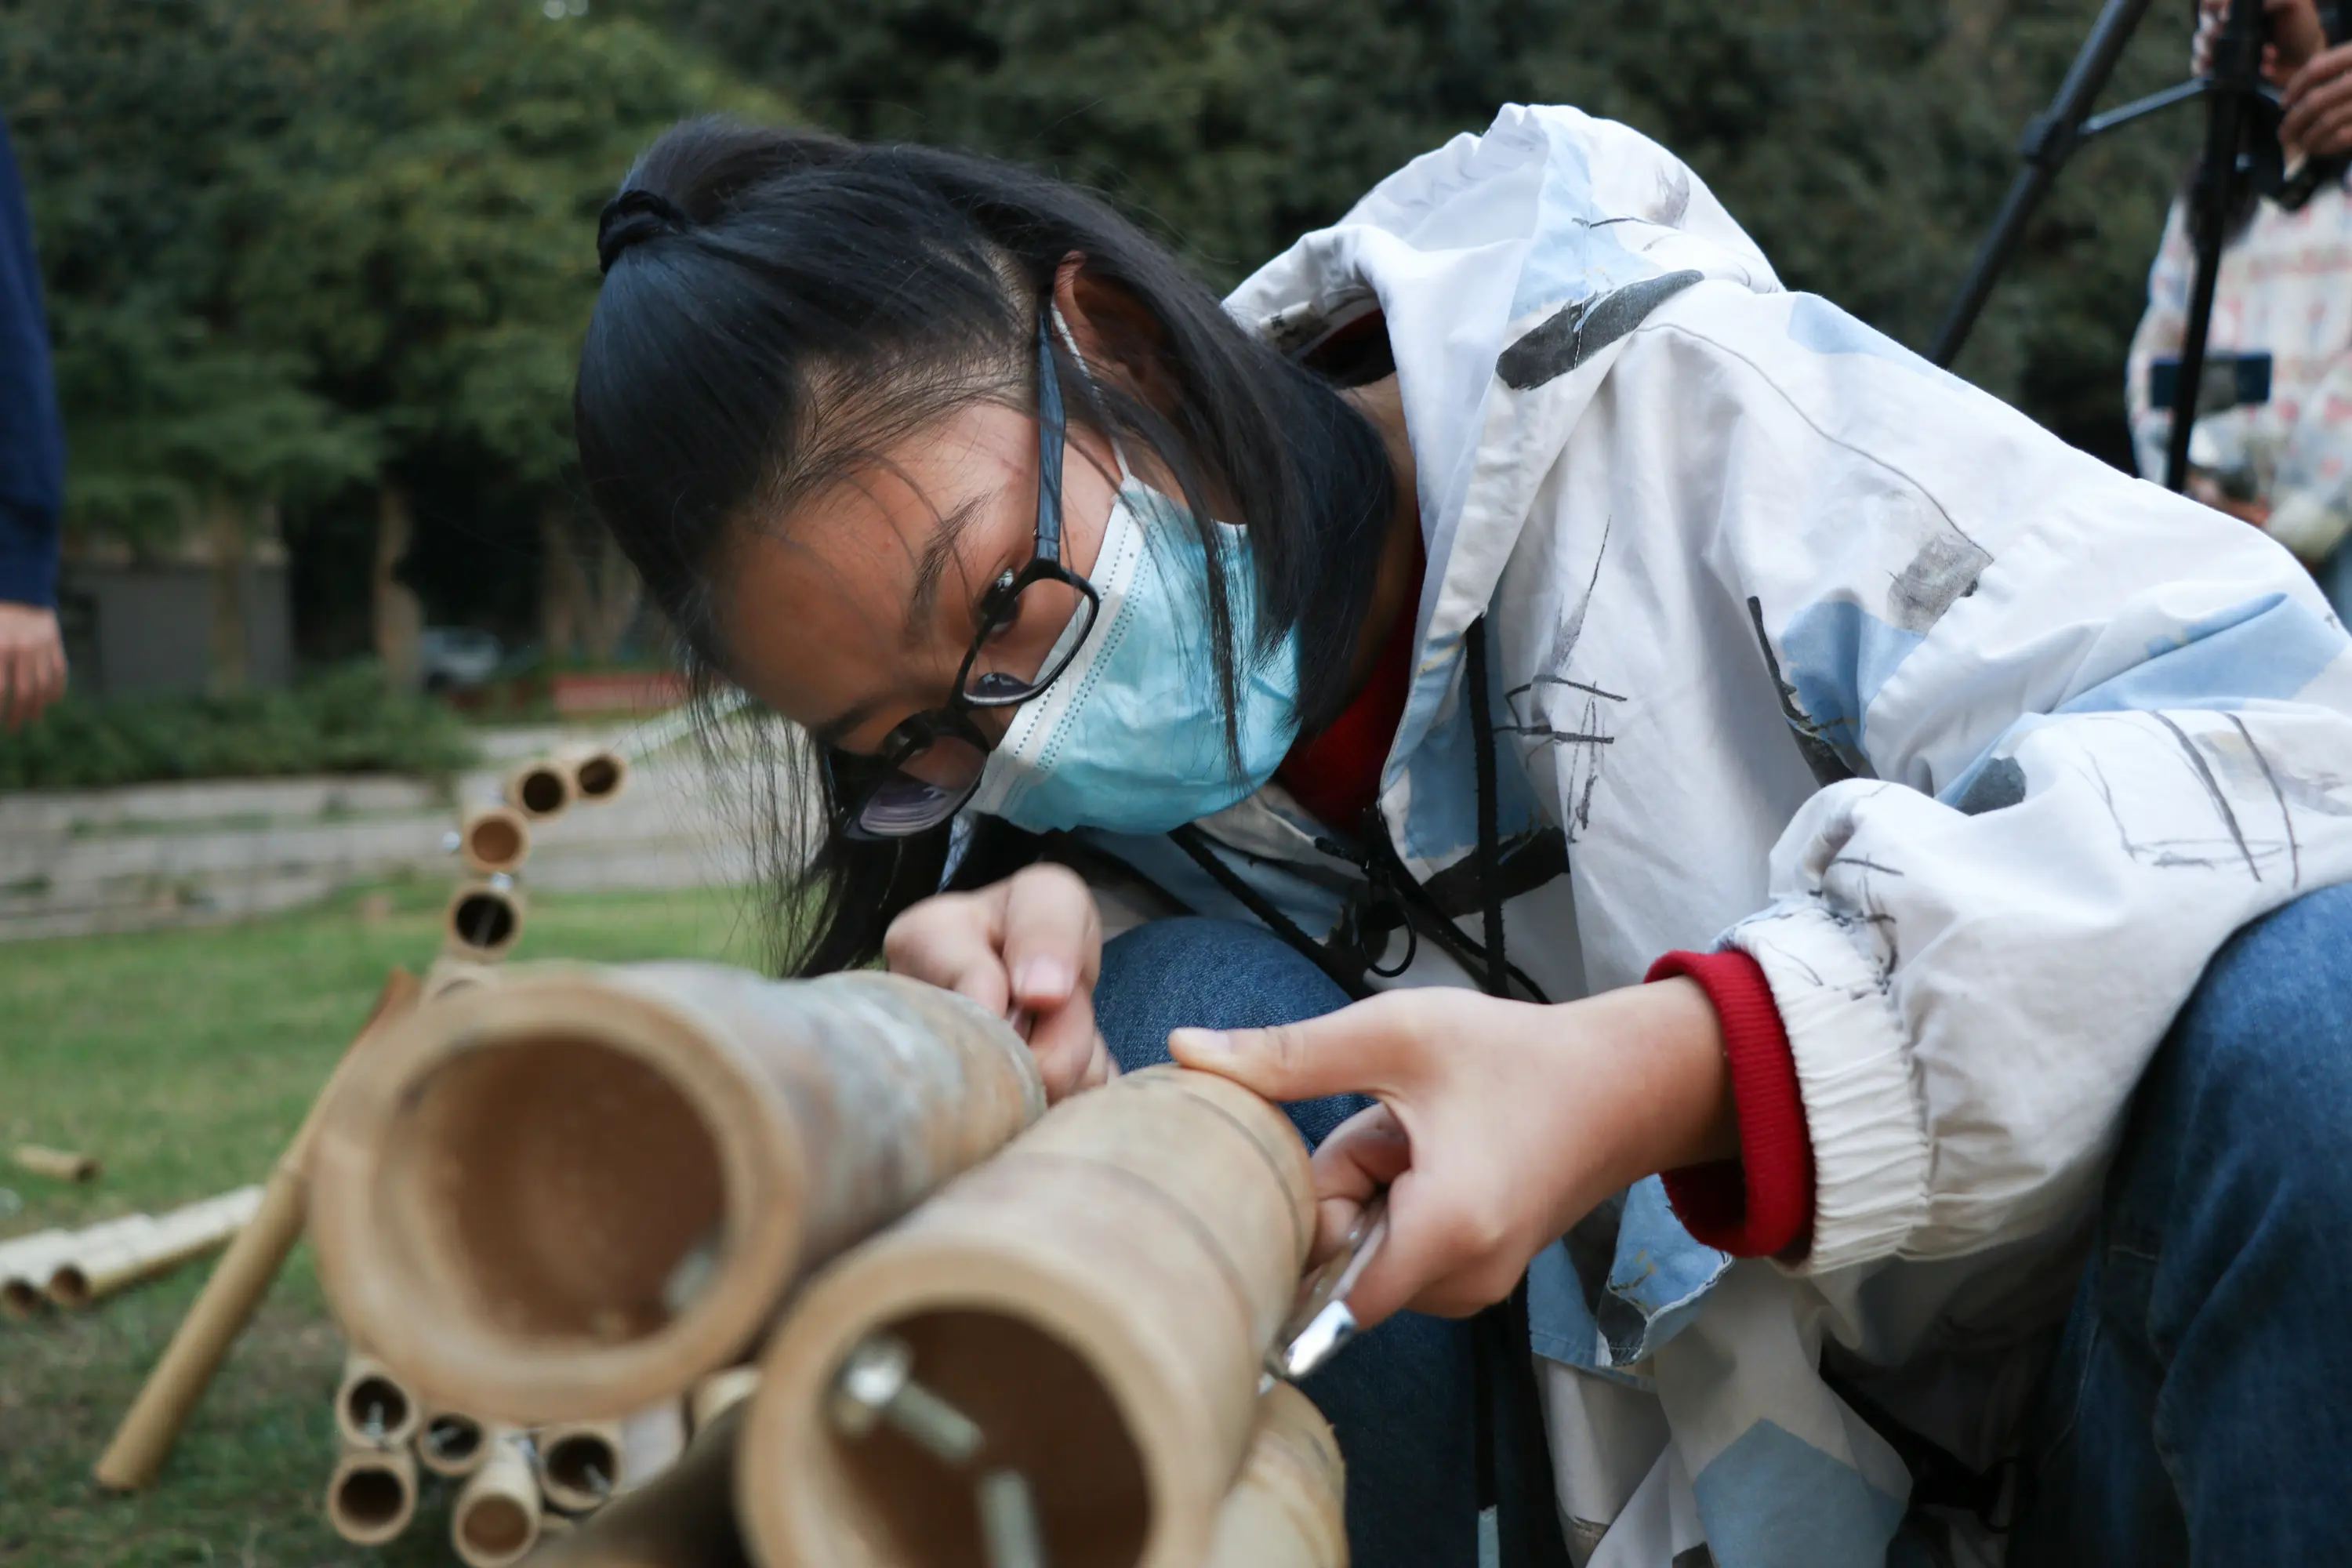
left=1225, top=105, right=1780, bottom=856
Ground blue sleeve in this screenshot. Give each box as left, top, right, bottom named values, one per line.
left=0, top=115, right=62, bottom=608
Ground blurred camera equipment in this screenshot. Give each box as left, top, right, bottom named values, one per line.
left=1930, top=0, right=2351, bottom=492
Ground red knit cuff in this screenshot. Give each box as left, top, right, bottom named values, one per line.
left=1646, top=948, right=1815, bottom=1258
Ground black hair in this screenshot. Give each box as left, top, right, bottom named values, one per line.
left=575, top=118, right=1396, bottom=976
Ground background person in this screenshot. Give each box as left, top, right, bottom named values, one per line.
left=577, top=113, right=2352, bottom=1566
left=2129, top=0, right=2352, bottom=616
left=0, top=112, right=65, bottom=731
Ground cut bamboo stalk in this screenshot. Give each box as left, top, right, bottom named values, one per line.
left=687, top=1367, right=757, bottom=1436
left=46, top=1188, right=264, bottom=1308
left=506, top=758, right=575, bottom=822
left=459, top=804, right=533, bottom=876
left=2, top=1228, right=74, bottom=1317
left=13, top=1144, right=100, bottom=1182
left=454, top=1427, right=543, bottom=1567
left=92, top=968, right=420, bottom=1493
left=418, top=1406, right=491, bottom=1478
left=325, top=1439, right=419, bottom=1546
left=424, top=956, right=503, bottom=1004
left=538, top=1418, right=625, bottom=1513
left=309, top=964, right=1044, bottom=1425
left=558, top=743, right=630, bottom=807
left=335, top=1351, right=423, bottom=1450
left=444, top=879, right=527, bottom=962
left=534, top=1405, right=748, bottom=1568
left=617, top=1399, right=689, bottom=1496
left=738, top=1065, right=1316, bottom=1568
left=1207, top=1382, right=1349, bottom=1568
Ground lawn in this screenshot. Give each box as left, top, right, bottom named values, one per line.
left=0, top=880, right=759, bottom=1566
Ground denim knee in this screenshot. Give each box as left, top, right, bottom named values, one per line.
left=1094, top=916, right=1369, bottom=1148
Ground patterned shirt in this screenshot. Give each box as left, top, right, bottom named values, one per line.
left=2129, top=180, right=2352, bottom=564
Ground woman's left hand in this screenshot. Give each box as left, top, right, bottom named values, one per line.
left=2281, top=42, right=2352, bottom=158
left=1171, top=978, right=1738, bottom=1328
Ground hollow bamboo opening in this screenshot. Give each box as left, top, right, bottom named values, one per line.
left=826, top=1309, right=1152, bottom=1568
left=539, top=1421, right=623, bottom=1512
left=341, top=1374, right=412, bottom=1446
left=506, top=760, right=574, bottom=821
left=2, top=1278, right=47, bottom=1316
left=326, top=1446, right=417, bottom=1544
left=569, top=750, right=626, bottom=801
left=379, top=1035, right=724, bottom=1345
left=444, top=882, right=524, bottom=961
left=460, top=1496, right=533, bottom=1558
left=459, top=806, right=531, bottom=876
left=46, top=1265, right=96, bottom=1308
left=419, top=1410, right=487, bottom=1477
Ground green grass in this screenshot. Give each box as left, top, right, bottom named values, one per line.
left=0, top=881, right=757, bottom=1566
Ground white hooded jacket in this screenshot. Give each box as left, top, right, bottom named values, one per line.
left=1063, top=106, right=2352, bottom=1566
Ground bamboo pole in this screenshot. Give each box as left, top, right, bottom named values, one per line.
left=1207, top=1383, right=1349, bottom=1568
left=505, top=757, right=575, bottom=821
left=443, top=879, right=526, bottom=962
left=418, top=1406, right=491, bottom=1478
left=45, top=1188, right=263, bottom=1308
left=334, top=1351, right=423, bottom=1450
left=325, top=1440, right=419, bottom=1546
left=534, top=1406, right=748, bottom=1568
left=538, top=1418, right=625, bottom=1513
left=423, top=957, right=503, bottom=1004
left=308, top=964, right=1044, bottom=1425
left=558, top=743, right=630, bottom=807
left=738, top=1065, right=1316, bottom=1568
left=92, top=968, right=420, bottom=1492
left=458, top=804, right=533, bottom=876
left=13, top=1144, right=100, bottom=1182
left=453, top=1427, right=543, bottom=1567
left=687, top=1367, right=757, bottom=1436
left=1, top=1228, right=74, bottom=1318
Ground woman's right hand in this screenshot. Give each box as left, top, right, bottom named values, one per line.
left=2194, top=0, right=2327, bottom=84
left=883, top=862, right=1115, bottom=1102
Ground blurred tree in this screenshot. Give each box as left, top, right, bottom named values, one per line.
left=641, top=0, right=2199, bottom=462
left=2, top=0, right=379, bottom=689
left=234, top=0, right=775, bottom=677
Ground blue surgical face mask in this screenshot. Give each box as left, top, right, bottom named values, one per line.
left=966, top=470, right=1302, bottom=836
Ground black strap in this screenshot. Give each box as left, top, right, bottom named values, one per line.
left=1465, top=617, right=1512, bottom=999
left=1167, top=824, right=1374, bottom=1002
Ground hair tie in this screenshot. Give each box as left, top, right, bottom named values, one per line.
left=597, top=189, right=690, bottom=274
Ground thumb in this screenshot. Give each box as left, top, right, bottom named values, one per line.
left=1168, top=993, right=1424, bottom=1104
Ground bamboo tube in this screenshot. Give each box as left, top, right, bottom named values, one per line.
left=424, top=956, right=503, bottom=1004
left=1207, top=1383, right=1349, bottom=1568
left=687, top=1367, right=757, bottom=1436
left=558, top=743, right=630, bottom=807
left=738, top=1065, right=1316, bottom=1568
left=459, top=804, right=534, bottom=876
left=419, top=1406, right=492, bottom=1478
left=93, top=968, right=420, bottom=1492
left=444, top=879, right=527, bottom=962
left=335, top=1351, right=423, bottom=1450
left=2, top=1228, right=74, bottom=1318
left=538, top=1418, right=625, bottom=1513
left=617, top=1400, right=689, bottom=1496
left=46, top=1188, right=263, bottom=1308
left=325, top=1439, right=419, bottom=1546
left=534, top=1406, right=750, bottom=1568
left=506, top=758, right=575, bottom=822
left=13, top=1144, right=100, bottom=1182
left=454, top=1427, right=543, bottom=1567
left=308, top=964, right=1044, bottom=1425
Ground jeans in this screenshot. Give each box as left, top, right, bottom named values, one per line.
left=2010, top=878, right=2352, bottom=1565
left=1098, top=887, right=2352, bottom=1568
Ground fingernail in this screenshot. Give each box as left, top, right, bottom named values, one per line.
left=1168, top=1028, right=1230, bottom=1062
left=1012, top=957, right=1073, bottom=999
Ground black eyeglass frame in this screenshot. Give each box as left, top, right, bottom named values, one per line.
left=833, top=309, right=1102, bottom=840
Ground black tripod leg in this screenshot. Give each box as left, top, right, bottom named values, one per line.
left=1930, top=0, right=2157, bottom=368
left=2167, top=0, right=2269, bottom=491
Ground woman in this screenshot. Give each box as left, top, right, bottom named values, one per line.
left=577, top=108, right=2352, bottom=1566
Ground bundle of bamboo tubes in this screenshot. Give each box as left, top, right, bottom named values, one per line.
left=303, top=959, right=1353, bottom=1568
left=0, top=1187, right=262, bottom=1318
left=321, top=1345, right=701, bottom=1561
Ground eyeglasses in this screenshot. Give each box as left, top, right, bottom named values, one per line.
left=833, top=310, right=1103, bottom=839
